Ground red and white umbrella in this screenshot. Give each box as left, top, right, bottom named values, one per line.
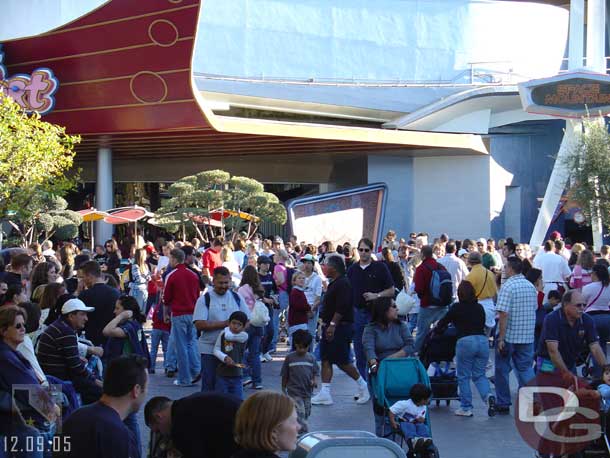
left=104, top=206, right=153, bottom=248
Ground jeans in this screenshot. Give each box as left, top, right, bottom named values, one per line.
left=150, top=329, right=171, bottom=371
left=130, top=285, right=148, bottom=315
left=307, top=308, right=320, bottom=350
left=407, top=314, right=418, bottom=336
left=170, top=314, right=201, bottom=385
left=200, top=353, right=220, bottom=392
left=495, top=342, right=535, bottom=408
left=262, top=315, right=274, bottom=354
left=456, top=335, right=491, bottom=410
left=244, top=325, right=263, bottom=384
left=216, top=375, right=243, bottom=400
left=270, top=290, right=289, bottom=351
left=414, top=306, right=448, bottom=352
left=400, top=421, right=430, bottom=440
left=591, top=313, right=610, bottom=378
left=165, top=327, right=177, bottom=371
left=123, top=411, right=141, bottom=457
left=353, top=307, right=372, bottom=379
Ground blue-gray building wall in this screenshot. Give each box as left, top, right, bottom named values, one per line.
left=489, top=120, right=565, bottom=242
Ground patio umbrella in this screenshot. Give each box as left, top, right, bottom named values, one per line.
left=104, top=206, right=152, bottom=248
left=76, top=208, right=109, bottom=250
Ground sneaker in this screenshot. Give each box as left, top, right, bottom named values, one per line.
left=260, top=354, right=266, bottom=363
left=242, top=377, right=253, bottom=387
left=173, top=380, right=194, bottom=387
left=263, top=352, right=273, bottom=362
left=454, top=408, right=473, bottom=417
left=487, top=395, right=497, bottom=417
left=355, top=386, right=370, bottom=404
left=411, top=437, right=426, bottom=451
left=311, top=390, right=334, bottom=405
left=254, top=383, right=264, bottom=390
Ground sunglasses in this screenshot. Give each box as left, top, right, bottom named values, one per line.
left=13, top=323, right=25, bottom=330
left=358, top=248, right=371, bottom=253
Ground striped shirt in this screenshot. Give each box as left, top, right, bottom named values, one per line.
left=37, top=317, right=95, bottom=384
left=496, top=274, right=538, bottom=344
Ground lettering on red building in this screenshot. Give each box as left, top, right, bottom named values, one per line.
left=0, top=46, right=58, bottom=115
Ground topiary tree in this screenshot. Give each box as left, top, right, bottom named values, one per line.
left=0, top=94, right=80, bottom=247
left=563, top=117, right=610, bottom=227
left=155, top=169, right=287, bottom=240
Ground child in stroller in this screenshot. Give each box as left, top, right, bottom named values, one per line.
left=388, top=384, right=434, bottom=453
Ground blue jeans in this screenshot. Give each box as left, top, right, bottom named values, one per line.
left=262, top=315, right=274, bottom=354
left=150, top=329, right=172, bottom=371
left=216, top=375, right=243, bottom=400
left=123, top=411, right=141, bottom=457
left=591, top=313, right=610, bottom=378
left=400, top=421, right=430, bottom=440
left=244, top=325, right=263, bottom=384
left=200, top=353, right=220, bottom=392
left=456, top=335, right=491, bottom=410
left=353, top=307, right=371, bottom=379
left=170, top=314, right=201, bottom=385
left=407, top=314, right=418, bottom=335
left=307, top=308, right=320, bottom=350
left=270, top=291, right=289, bottom=351
left=414, top=306, right=448, bottom=352
left=495, top=342, right=535, bottom=408
left=130, top=286, right=148, bottom=315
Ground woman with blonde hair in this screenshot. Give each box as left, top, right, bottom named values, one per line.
left=130, top=248, right=151, bottom=314
left=221, top=245, right=241, bottom=286
left=233, top=391, right=301, bottom=458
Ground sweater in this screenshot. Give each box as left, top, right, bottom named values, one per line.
left=288, top=287, right=309, bottom=326
left=163, top=264, right=200, bottom=316
left=362, top=321, right=414, bottom=361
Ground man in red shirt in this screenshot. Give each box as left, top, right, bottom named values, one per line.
left=413, top=245, right=450, bottom=352
left=202, top=238, right=223, bottom=280
left=164, top=248, right=201, bottom=386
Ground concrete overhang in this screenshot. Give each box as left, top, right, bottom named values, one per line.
left=383, top=85, right=555, bottom=134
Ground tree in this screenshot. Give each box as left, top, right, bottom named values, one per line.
left=0, top=94, right=81, bottom=245
left=563, top=117, right=610, bottom=224
left=154, top=169, right=287, bottom=240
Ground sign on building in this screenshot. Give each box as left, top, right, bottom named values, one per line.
left=518, top=70, right=610, bottom=118
left=0, top=45, right=58, bottom=115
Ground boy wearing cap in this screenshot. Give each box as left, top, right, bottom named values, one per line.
left=37, top=298, right=103, bottom=404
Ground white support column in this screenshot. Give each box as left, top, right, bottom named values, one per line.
left=568, top=0, right=584, bottom=69
left=95, top=147, right=114, bottom=245
left=586, top=0, right=606, bottom=250
left=529, top=120, right=580, bottom=249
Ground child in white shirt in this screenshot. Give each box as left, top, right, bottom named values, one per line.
left=388, top=383, right=433, bottom=452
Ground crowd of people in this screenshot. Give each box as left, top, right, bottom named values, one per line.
left=1, top=229, right=610, bottom=457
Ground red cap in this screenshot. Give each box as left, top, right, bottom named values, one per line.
left=145, top=245, right=156, bottom=254
left=550, top=231, right=562, bottom=240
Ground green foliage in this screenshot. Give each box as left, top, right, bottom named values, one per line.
left=158, top=169, right=287, bottom=237
left=563, top=118, right=610, bottom=221
left=0, top=94, right=80, bottom=245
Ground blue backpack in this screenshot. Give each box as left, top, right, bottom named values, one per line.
left=425, top=264, right=453, bottom=307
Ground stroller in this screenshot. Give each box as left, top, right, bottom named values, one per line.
left=370, top=357, right=440, bottom=458
left=419, top=325, right=459, bottom=407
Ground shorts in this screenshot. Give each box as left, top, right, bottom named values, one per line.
left=319, top=322, right=353, bottom=365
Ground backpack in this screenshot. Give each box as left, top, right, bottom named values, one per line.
left=285, top=267, right=296, bottom=294
left=425, top=264, right=453, bottom=307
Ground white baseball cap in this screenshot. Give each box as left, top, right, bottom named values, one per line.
left=61, top=298, right=94, bottom=315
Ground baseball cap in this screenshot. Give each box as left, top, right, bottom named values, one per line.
left=257, top=255, right=272, bottom=265
left=301, top=254, right=316, bottom=263
left=550, top=231, right=562, bottom=240
left=477, top=238, right=487, bottom=245
left=61, top=298, right=94, bottom=315
left=458, top=249, right=468, bottom=257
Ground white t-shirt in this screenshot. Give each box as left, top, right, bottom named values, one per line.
left=583, top=281, right=610, bottom=313
left=389, top=399, right=427, bottom=422
left=533, top=251, right=571, bottom=284
left=193, top=290, right=250, bottom=355
left=303, top=272, right=322, bottom=307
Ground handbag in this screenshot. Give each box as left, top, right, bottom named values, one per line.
left=396, top=288, right=416, bottom=316
left=250, top=299, right=270, bottom=327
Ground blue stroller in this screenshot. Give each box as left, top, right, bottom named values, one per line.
left=370, top=357, right=440, bottom=458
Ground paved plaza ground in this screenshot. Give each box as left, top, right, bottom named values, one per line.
left=139, top=342, right=534, bottom=458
